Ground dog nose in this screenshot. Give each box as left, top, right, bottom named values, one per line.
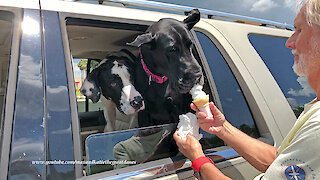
left=181, top=71, right=202, bottom=84
left=80, top=88, right=86, bottom=95
left=130, top=96, right=144, bottom=111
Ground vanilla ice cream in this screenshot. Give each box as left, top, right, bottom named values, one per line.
left=190, top=84, right=213, bottom=117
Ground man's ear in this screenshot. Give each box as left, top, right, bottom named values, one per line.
left=183, top=9, right=200, bottom=30
left=127, top=32, right=154, bottom=47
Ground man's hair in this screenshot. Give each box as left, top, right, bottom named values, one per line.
left=300, top=0, right=320, bottom=26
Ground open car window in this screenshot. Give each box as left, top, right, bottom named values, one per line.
left=65, top=16, right=258, bottom=177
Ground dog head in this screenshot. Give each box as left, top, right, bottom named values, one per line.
left=80, top=51, right=145, bottom=115
left=127, top=9, right=203, bottom=94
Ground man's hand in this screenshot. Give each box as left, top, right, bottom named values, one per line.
left=191, top=102, right=226, bottom=135
left=173, top=132, right=205, bottom=161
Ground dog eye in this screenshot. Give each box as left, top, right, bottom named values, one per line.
left=169, top=46, right=177, bottom=52
left=111, top=82, right=117, bottom=87
left=187, top=41, right=193, bottom=48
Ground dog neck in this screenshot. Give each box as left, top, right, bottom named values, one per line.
left=139, top=48, right=168, bottom=84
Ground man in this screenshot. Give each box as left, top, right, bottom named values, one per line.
left=174, top=0, right=320, bottom=179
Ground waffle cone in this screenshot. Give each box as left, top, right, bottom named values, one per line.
left=193, top=95, right=209, bottom=108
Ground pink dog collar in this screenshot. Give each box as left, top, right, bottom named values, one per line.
left=139, top=48, right=168, bottom=84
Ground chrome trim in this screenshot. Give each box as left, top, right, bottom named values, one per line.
left=79, top=148, right=239, bottom=180
left=71, top=0, right=294, bottom=30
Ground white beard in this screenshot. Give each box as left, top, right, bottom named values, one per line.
left=292, top=56, right=308, bottom=76
left=293, top=35, right=320, bottom=77
left=292, top=50, right=308, bottom=77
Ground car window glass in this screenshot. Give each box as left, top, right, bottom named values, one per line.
left=0, top=10, right=14, bottom=155
left=248, top=34, right=315, bottom=117
left=195, top=31, right=259, bottom=139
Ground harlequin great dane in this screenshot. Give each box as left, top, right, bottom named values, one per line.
left=80, top=49, right=145, bottom=132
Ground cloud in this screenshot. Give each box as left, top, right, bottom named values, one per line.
left=152, top=0, right=296, bottom=25
left=287, top=77, right=315, bottom=97
left=286, top=97, right=299, bottom=108
left=284, top=0, right=299, bottom=13
left=241, top=0, right=256, bottom=8
left=250, top=0, right=279, bottom=12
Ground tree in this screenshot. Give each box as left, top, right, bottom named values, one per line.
left=76, top=59, right=99, bottom=82
left=77, top=59, right=88, bottom=71
left=77, top=59, right=88, bottom=83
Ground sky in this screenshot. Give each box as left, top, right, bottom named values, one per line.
left=73, top=59, right=81, bottom=78
left=150, top=0, right=300, bottom=26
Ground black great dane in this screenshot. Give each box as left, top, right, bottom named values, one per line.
left=119, top=9, right=205, bottom=163
left=127, top=9, right=204, bottom=127
left=82, top=9, right=204, bottom=165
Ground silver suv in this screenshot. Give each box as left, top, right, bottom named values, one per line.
left=0, top=0, right=313, bottom=179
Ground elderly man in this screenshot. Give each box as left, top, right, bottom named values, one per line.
left=174, top=0, right=320, bottom=179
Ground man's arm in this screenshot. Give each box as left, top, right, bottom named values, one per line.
left=199, top=162, right=231, bottom=180
left=217, top=121, right=277, bottom=172
left=173, top=132, right=231, bottom=180
left=194, top=102, right=277, bottom=172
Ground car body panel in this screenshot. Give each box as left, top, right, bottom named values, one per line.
left=0, top=1, right=298, bottom=179
left=6, top=8, right=45, bottom=180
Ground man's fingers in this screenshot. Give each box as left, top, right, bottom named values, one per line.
left=209, top=102, right=220, bottom=114
left=173, top=131, right=180, bottom=141
left=196, top=111, right=207, bottom=119
left=198, top=116, right=214, bottom=125
left=185, top=134, right=193, bottom=141
left=190, top=103, right=199, bottom=112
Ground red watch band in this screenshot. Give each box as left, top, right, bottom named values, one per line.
left=191, top=156, right=215, bottom=173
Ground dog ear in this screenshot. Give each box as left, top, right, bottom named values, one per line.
left=183, top=9, right=200, bottom=30
left=127, top=33, right=154, bottom=47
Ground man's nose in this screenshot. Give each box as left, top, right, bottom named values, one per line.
left=285, top=34, right=295, bottom=49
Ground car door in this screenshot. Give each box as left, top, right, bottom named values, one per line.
left=41, top=1, right=298, bottom=180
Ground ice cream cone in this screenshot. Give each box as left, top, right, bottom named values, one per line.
left=199, top=105, right=213, bottom=118
left=190, top=84, right=213, bottom=118
left=192, top=95, right=209, bottom=108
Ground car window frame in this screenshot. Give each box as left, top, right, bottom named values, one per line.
left=59, top=11, right=236, bottom=178
left=0, top=7, right=23, bottom=180
left=59, top=12, right=156, bottom=179
left=59, top=10, right=282, bottom=179
left=60, top=12, right=197, bottom=178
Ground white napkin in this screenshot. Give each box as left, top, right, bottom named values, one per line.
left=177, top=112, right=203, bottom=140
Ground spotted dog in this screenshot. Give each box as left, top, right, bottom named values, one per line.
left=80, top=49, right=145, bottom=132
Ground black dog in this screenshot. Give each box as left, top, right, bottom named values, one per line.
left=80, top=49, right=145, bottom=131
left=127, top=9, right=203, bottom=127
left=113, top=9, right=205, bottom=164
